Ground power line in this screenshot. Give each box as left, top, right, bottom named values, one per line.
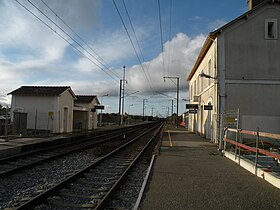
left=39, top=0, right=121, bottom=79
left=15, top=0, right=119, bottom=82
left=26, top=0, right=119, bottom=81
left=122, top=0, right=145, bottom=63
left=157, top=0, right=166, bottom=78
left=168, top=0, right=173, bottom=75
left=121, top=0, right=155, bottom=95
left=113, top=0, right=155, bottom=94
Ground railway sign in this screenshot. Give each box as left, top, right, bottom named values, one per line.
left=186, top=104, right=198, bottom=109
left=204, top=105, right=213, bottom=110
left=94, top=105, right=104, bottom=110
left=189, top=109, right=197, bottom=114
left=227, top=117, right=236, bottom=123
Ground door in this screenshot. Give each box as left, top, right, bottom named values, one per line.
left=205, top=102, right=212, bottom=139
left=63, top=107, right=68, bottom=133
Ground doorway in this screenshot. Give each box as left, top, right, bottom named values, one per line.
left=63, top=107, right=68, bottom=133
left=205, top=102, right=212, bottom=140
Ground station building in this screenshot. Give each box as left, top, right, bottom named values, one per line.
left=187, top=0, right=280, bottom=144
left=73, top=95, right=99, bottom=131
left=8, top=86, right=100, bottom=134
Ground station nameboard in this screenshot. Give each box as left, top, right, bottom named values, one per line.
left=189, top=109, right=197, bottom=114
left=204, top=105, right=213, bottom=110
left=186, top=104, right=198, bottom=109
left=94, top=105, right=104, bottom=110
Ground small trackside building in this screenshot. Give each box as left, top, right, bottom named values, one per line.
left=8, top=86, right=76, bottom=133
left=187, top=0, right=280, bottom=144
left=73, top=95, right=100, bottom=131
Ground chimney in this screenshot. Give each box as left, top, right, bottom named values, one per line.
left=247, top=0, right=265, bottom=10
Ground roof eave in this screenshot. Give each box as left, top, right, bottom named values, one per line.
left=187, top=34, right=216, bottom=81
left=59, top=88, right=77, bottom=100
left=187, top=0, right=278, bottom=81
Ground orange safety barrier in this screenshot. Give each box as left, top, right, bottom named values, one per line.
left=224, top=137, right=280, bottom=160
left=224, top=127, right=280, bottom=160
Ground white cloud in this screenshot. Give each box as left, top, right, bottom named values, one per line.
left=208, top=19, right=228, bottom=31
left=188, top=16, right=203, bottom=21
left=124, top=33, right=205, bottom=95
left=93, top=30, right=135, bottom=64
left=0, top=0, right=205, bottom=115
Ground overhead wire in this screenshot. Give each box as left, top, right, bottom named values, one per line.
left=122, top=0, right=145, bottom=63
left=168, top=0, right=173, bottom=76
left=15, top=0, right=120, bottom=83
left=39, top=0, right=121, bottom=79
left=157, top=0, right=166, bottom=78
left=121, top=0, right=155, bottom=95
left=26, top=0, right=119, bottom=81
left=113, top=0, right=155, bottom=94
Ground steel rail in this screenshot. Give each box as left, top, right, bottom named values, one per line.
left=0, top=124, right=153, bottom=179
left=0, top=123, right=145, bottom=163
left=15, top=122, right=162, bottom=210
left=95, top=123, right=163, bottom=209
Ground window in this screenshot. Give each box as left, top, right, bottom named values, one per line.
left=265, top=19, right=278, bottom=39
left=208, top=59, right=212, bottom=86
left=194, top=80, right=196, bottom=96
left=201, top=70, right=204, bottom=91
left=197, top=76, right=200, bottom=93
left=190, top=84, right=192, bottom=99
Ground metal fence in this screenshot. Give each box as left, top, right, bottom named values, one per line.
left=224, top=127, right=280, bottom=174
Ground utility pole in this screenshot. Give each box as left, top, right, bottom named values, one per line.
left=171, top=99, right=174, bottom=115
left=120, top=66, right=126, bottom=125
left=118, top=80, right=122, bottom=126
left=4, top=106, right=8, bottom=142
left=169, top=99, right=174, bottom=123
left=99, top=94, right=108, bottom=127
left=167, top=107, right=170, bottom=117
left=142, top=99, right=147, bottom=121
left=176, top=77, right=179, bottom=128
left=163, top=76, right=180, bottom=128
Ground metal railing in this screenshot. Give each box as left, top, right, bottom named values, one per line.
left=223, top=127, right=280, bottom=174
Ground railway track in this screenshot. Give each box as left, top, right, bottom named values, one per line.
left=13, top=122, right=163, bottom=210
left=0, top=123, right=152, bottom=179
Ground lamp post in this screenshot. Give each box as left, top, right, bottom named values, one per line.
left=128, top=104, right=134, bottom=115
left=128, top=104, right=133, bottom=125
left=142, top=99, right=148, bottom=121
left=4, top=106, right=8, bottom=142
left=118, top=66, right=127, bottom=126
left=99, top=94, right=108, bottom=127
left=199, top=71, right=216, bottom=79
left=163, top=76, right=180, bottom=128
left=169, top=99, right=174, bottom=124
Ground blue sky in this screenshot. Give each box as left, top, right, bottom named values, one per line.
left=0, top=0, right=247, bottom=117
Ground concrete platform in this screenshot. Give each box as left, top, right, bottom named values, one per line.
left=140, top=125, right=280, bottom=210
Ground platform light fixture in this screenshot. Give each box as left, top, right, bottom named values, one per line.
left=199, top=71, right=216, bottom=79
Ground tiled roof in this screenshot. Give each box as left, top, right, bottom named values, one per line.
left=8, top=86, right=72, bottom=96
left=75, top=95, right=97, bottom=103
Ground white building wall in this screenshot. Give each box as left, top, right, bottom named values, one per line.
left=58, top=91, right=74, bottom=133
left=91, top=98, right=98, bottom=129
left=73, top=98, right=99, bottom=130
left=223, top=5, right=280, bottom=134
left=189, top=40, right=218, bottom=142
left=10, top=95, right=57, bottom=132
left=189, top=2, right=280, bottom=143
